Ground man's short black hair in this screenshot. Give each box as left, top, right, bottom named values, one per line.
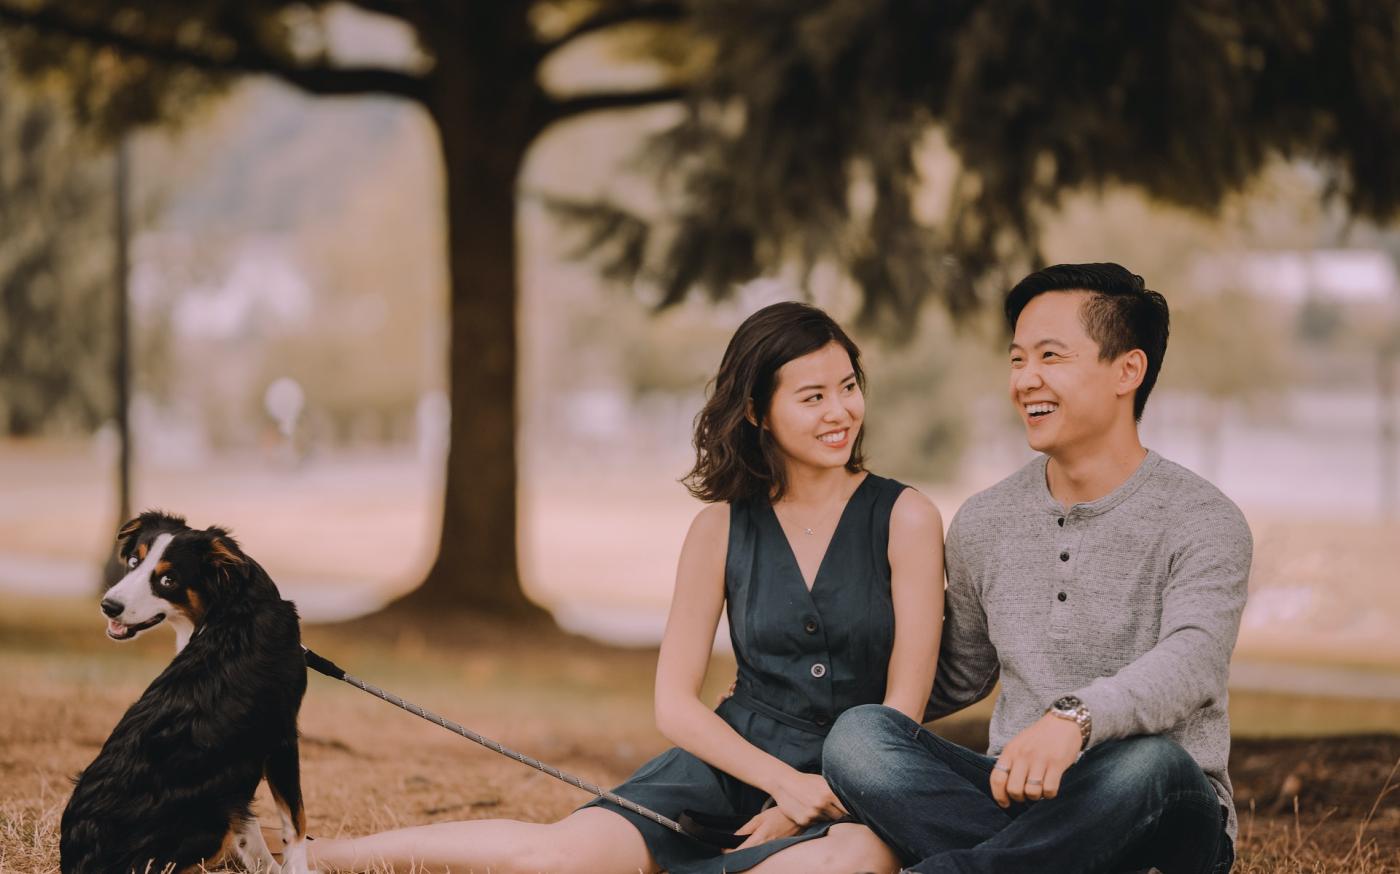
left=1005, top=263, right=1170, bottom=421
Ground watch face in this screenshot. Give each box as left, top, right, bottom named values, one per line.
left=1053, top=695, right=1081, bottom=712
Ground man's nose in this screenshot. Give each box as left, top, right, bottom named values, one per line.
left=100, top=598, right=123, bottom=618
left=1014, top=363, right=1043, bottom=392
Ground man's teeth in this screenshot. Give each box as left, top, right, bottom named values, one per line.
left=819, top=430, right=847, bottom=444
left=1026, top=403, right=1058, bottom=416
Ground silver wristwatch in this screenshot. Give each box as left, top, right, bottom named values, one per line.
left=1047, top=695, right=1092, bottom=749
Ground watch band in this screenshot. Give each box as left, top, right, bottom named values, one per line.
left=1048, top=696, right=1092, bottom=749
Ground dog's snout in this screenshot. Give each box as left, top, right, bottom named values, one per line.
left=100, top=598, right=123, bottom=618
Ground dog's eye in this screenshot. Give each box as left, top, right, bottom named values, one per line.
left=157, top=575, right=177, bottom=590
left=126, top=555, right=139, bottom=569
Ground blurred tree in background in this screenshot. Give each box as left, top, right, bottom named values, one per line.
left=0, top=60, right=112, bottom=436
left=1, top=0, right=1397, bottom=617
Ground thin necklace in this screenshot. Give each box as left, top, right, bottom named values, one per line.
left=776, top=482, right=853, bottom=536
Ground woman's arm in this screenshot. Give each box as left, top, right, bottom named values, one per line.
left=654, top=504, right=844, bottom=826
left=881, top=488, right=945, bottom=722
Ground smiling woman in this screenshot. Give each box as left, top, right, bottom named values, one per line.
left=303, top=298, right=945, bottom=874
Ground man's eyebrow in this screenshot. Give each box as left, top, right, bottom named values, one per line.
left=1008, top=339, right=1068, bottom=353
left=793, top=371, right=857, bottom=393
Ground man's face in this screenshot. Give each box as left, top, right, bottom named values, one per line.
left=1008, top=291, right=1124, bottom=456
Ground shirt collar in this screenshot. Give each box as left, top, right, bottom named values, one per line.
left=1035, top=449, right=1162, bottom=518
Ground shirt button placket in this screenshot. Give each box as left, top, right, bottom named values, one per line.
left=1049, top=512, right=1075, bottom=638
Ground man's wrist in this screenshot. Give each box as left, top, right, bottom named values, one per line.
left=1047, top=695, right=1092, bottom=749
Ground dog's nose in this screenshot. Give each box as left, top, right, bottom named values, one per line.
left=100, top=598, right=123, bottom=618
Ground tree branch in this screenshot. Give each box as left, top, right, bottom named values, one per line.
left=338, top=0, right=414, bottom=24
left=537, top=0, right=686, bottom=59
left=543, top=85, right=686, bottom=126
left=0, top=1, right=430, bottom=102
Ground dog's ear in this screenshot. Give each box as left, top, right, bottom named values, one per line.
left=114, top=515, right=144, bottom=562
left=115, top=510, right=188, bottom=560
left=206, top=527, right=247, bottom=574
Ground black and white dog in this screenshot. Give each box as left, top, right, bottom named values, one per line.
left=60, top=511, right=313, bottom=874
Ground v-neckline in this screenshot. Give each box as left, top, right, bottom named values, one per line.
left=767, top=473, right=873, bottom=594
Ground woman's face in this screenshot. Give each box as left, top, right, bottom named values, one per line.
left=762, top=341, right=865, bottom=473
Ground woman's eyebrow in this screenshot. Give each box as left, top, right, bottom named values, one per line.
left=792, top=371, right=856, bottom=393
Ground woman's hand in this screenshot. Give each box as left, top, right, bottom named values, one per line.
left=727, top=806, right=803, bottom=852
left=768, top=770, right=848, bottom=826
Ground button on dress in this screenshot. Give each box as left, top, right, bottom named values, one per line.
left=584, top=473, right=909, bottom=872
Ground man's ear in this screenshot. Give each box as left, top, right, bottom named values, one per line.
left=1117, top=349, right=1147, bottom=398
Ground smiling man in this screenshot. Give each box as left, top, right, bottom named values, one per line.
left=823, top=263, right=1251, bottom=873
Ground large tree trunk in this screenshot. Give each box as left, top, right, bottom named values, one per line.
left=391, top=52, right=547, bottom=619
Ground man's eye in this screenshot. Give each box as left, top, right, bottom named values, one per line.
left=1043, top=351, right=1058, bottom=359
left=127, top=555, right=139, bottom=568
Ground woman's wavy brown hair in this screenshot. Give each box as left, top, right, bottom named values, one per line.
left=684, top=301, right=866, bottom=503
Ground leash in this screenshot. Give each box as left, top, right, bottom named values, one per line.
left=302, top=646, right=738, bottom=848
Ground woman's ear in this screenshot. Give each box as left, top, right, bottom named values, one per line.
left=744, top=397, right=759, bottom=427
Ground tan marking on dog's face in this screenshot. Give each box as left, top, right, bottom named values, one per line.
left=154, top=560, right=172, bottom=575
left=175, top=587, right=207, bottom=628
left=137, top=541, right=149, bottom=561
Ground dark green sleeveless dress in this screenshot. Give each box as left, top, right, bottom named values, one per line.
left=584, top=473, right=910, bottom=872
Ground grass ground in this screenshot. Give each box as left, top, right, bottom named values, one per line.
left=1, top=597, right=1396, bottom=873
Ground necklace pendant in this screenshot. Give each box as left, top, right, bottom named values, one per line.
left=803, top=527, right=815, bottom=536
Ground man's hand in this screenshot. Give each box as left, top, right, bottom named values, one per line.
left=989, top=713, right=1083, bottom=807
left=727, top=806, right=802, bottom=852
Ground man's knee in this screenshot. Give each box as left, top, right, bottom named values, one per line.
left=822, top=704, right=914, bottom=789
left=1090, top=735, right=1203, bottom=800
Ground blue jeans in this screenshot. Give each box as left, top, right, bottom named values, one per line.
left=822, top=705, right=1234, bottom=874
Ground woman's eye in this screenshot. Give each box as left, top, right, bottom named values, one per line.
left=805, top=394, right=821, bottom=403
left=127, top=555, right=139, bottom=568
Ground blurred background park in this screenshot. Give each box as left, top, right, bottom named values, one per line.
left=1, top=2, right=1399, bottom=870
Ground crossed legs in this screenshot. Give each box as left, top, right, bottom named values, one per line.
left=822, top=705, right=1231, bottom=874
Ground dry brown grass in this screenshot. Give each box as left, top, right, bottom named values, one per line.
left=1, top=598, right=1396, bottom=873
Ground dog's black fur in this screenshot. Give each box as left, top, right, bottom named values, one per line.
left=60, top=511, right=308, bottom=874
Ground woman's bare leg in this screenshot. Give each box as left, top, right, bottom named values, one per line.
left=306, top=807, right=658, bottom=874
left=740, top=822, right=900, bottom=874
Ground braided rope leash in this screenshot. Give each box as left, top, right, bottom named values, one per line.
left=302, top=647, right=689, bottom=838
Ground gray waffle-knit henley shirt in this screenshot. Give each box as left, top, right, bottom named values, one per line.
left=927, top=449, right=1252, bottom=840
